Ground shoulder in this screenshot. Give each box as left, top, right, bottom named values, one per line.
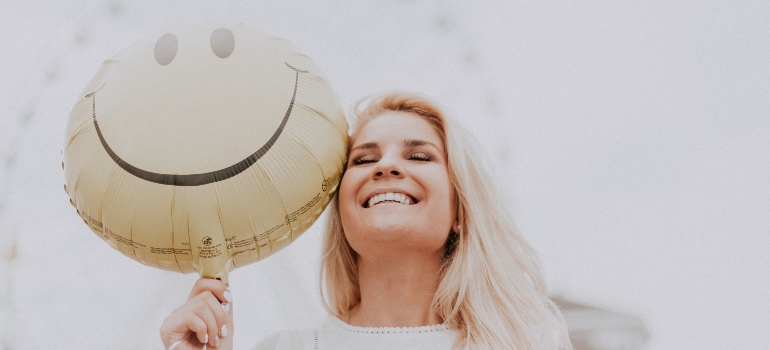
left=253, top=328, right=316, bottom=350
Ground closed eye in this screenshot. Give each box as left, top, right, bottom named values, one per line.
left=408, top=152, right=432, bottom=161
left=351, top=154, right=378, bottom=166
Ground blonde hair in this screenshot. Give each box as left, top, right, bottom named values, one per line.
left=320, top=92, right=573, bottom=349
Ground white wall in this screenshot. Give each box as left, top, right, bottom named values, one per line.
left=0, top=1, right=768, bottom=349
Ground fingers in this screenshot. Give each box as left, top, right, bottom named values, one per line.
left=161, top=304, right=217, bottom=348
left=186, top=314, right=210, bottom=345
left=189, top=291, right=228, bottom=347
left=160, top=278, right=233, bottom=349
left=200, top=293, right=229, bottom=344
left=219, top=292, right=235, bottom=349
left=189, top=278, right=231, bottom=305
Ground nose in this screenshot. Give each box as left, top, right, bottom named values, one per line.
left=372, top=155, right=405, bottom=179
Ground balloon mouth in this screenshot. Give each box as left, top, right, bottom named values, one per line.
left=87, top=62, right=307, bottom=186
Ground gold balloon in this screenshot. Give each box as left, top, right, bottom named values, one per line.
left=63, top=24, right=348, bottom=283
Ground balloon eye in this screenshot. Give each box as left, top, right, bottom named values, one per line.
left=210, top=28, right=235, bottom=59
left=154, top=33, right=178, bottom=66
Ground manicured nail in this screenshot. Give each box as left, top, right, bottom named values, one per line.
left=221, top=324, right=228, bottom=337
left=222, top=302, right=231, bottom=315
left=215, top=335, right=220, bottom=347
left=204, top=334, right=209, bottom=344
left=223, top=291, right=232, bottom=303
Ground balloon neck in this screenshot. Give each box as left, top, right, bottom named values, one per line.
left=201, top=270, right=229, bottom=285
left=197, top=256, right=232, bottom=284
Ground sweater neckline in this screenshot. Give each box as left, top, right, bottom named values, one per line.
left=330, top=316, right=451, bottom=334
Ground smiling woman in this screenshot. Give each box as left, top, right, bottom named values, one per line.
left=160, top=92, right=574, bottom=349
left=340, top=111, right=456, bottom=265
left=313, top=93, right=574, bottom=349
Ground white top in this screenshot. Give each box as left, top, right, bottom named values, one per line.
left=254, top=317, right=458, bottom=350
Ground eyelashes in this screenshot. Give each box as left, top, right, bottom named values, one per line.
left=350, top=152, right=433, bottom=166
left=409, top=152, right=432, bottom=161
left=154, top=28, right=236, bottom=66
left=351, top=155, right=376, bottom=165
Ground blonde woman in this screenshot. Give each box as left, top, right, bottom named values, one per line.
left=160, top=92, right=573, bottom=349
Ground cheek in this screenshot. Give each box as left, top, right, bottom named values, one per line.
left=426, top=171, right=456, bottom=219
left=337, top=172, right=359, bottom=230
left=338, top=171, right=358, bottom=208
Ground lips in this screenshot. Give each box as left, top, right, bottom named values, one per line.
left=362, top=191, right=418, bottom=208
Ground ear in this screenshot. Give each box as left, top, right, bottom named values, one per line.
left=452, top=221, right=460, bottom=233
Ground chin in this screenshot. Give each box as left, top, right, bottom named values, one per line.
left=350, top=223, right=449, bottom=256
left=364, top=221, right=416, bottom=241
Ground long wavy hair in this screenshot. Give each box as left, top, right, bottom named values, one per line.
left=319, top=92, right=573, bottom=349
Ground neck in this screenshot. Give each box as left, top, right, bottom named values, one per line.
left=347, top=251, right=444, bottom=328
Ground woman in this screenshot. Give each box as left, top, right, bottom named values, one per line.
left=160, top=92, right=574, bottom=349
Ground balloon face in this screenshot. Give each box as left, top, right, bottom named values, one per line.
left=91, top=60, right=307, bottom=187
left=63, top=24, right=348, bottom=282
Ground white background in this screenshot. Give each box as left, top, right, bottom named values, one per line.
left=0, top=1, right=768, bottom=349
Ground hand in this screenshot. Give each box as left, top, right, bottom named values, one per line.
left=160, top=278, right=234, bottom=349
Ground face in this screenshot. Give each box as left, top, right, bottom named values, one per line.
left=339, top=111, right=456, bottom=258
left=88, top=26, right=315, bottom=185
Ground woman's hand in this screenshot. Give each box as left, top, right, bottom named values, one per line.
left=160, top=278, right=234, bottom=349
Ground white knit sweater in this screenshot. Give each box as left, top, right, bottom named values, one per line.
left=254, top=317, right=458, bottom=350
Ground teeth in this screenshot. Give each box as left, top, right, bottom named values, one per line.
left=367, top=192, right=412, bottom=207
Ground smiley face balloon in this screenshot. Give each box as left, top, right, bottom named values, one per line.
left=63, top=24, right=347, bottom=283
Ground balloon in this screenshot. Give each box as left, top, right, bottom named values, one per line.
left=62, top=24, right=348, bottom=283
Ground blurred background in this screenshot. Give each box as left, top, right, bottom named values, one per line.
left=1, top=1, right=768, bottom=349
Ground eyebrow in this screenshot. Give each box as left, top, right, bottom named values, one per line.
left=403, top=139, right=441, bottom=152
left=350, top=142, right=379, bottom=152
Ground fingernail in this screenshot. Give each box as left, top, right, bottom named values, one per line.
left=215, top=335, right=220, bottom=347
left=222, top=302, right=231, bottom=315
left=221, top=324, right=228, bottom=337
left=223, top=291, right=232, bottom=303
left=204, top=333, right=209, bottom=344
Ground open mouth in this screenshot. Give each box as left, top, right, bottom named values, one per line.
left=362, top=192, right=418, bottom=208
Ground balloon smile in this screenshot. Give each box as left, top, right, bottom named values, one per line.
left=87, top=62, right=307, bottom=186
